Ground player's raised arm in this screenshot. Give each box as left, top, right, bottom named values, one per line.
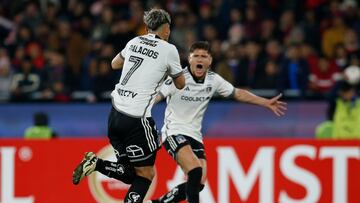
left=234, top=89, right=287, bottom=116
left=111, top=53, right=124, bottom=70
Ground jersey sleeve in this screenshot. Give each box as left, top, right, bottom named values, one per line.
left=159, top=77, right=176, bottom=99
left=167, top=45, right=183, bottom=78
left=120, top=40, right=130, bottom=59
left=215, top=74, right=235, bottom=98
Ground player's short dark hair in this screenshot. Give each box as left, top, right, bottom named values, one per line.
left=189, top=41, right=211, bottom=55
left=143, top=8, right=171, bottom=31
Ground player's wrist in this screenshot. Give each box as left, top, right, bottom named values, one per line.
left=262, top=99, right=271, bottom=108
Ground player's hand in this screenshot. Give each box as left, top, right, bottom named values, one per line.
left=266, top=93, right=287, bottom=117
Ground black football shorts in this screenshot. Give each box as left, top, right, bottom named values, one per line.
left=108, top=107, right=161, bottom=167
left=163, top=134, right=206, bottom=160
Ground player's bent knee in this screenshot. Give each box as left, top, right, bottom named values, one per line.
left=134, top=166, right=155, bottom=181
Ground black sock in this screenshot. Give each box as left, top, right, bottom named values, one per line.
left=95, top=158, right=135, bottom=184
left=186, top=167, right=202, bottom=203
left=155, top=183, right=205, bottom=203
left=157, top=182, right=186, bottom=203
left=124, top=176, right=151, bottom=203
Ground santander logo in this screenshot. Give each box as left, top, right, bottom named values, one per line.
left=87, top=145, right=157, bottom=203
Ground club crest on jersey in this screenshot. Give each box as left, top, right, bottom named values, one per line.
left=206, top=87, right=212, bottom=93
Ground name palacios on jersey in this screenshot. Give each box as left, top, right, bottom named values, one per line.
left=129, top=37, right=159, bottom=59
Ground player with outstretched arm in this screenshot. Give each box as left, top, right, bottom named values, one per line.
left=147, top=41, right=286, bottom=203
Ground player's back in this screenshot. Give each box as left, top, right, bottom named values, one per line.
left=111, top=33, right=182, bottom=118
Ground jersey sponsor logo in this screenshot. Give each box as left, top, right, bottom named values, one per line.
left=126, top=145, right=144, bottom=158
left=129, top=45, right=159, bottom=59
left=117, top=88, right=138, bottom=98
left=181, top=95, right=210, bottom=102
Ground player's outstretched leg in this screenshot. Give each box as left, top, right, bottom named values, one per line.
left=72, top=152, right=136, bottom=185
left=72, top=152, right=98, bottom=185
left=149, top=138, right=203, bottom=203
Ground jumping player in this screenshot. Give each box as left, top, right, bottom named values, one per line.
left=72, top=8, right=185, bottom=203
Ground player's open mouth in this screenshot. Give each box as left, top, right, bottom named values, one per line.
left=196, top=64, right=203, bottom=69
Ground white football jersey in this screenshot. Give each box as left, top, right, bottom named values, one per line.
left=111, top=33, right=183, bottom=117
left=160, top=68, right=235, bottom=143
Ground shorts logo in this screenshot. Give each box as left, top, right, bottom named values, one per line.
left=175, top=135, right=187, bottom=144
left=126, top=145, right=144, bottom=158
left=129, top=192, right=141, bottom=202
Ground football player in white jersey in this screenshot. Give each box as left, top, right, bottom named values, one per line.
left=72, top=9, right=185, bottom=203
left=148, top=41, right=286, bottom=203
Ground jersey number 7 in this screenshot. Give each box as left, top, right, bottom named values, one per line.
left=121, top=55, right=144, bottom=85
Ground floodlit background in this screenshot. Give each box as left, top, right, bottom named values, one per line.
left=0, top=0, right=360, bottom=138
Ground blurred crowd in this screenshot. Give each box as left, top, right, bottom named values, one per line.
left=0, top=0, right=360, bottom=102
